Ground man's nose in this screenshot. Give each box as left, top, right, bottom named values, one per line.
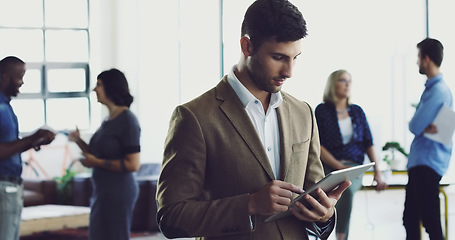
left=281, top=60, right=295, bottom=79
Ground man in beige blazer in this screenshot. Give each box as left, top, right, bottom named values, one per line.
left=156, top=1, right=350, bottom=239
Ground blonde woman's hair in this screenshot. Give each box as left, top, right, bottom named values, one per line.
left=322, top=69, right=351, bottom=105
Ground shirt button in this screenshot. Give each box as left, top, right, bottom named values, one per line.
left=267, top=147, right=272, bottom=151
left=254, top=100, right=259, bottom=104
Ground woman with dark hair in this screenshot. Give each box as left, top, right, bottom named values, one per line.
left=69, top=68, right=141, bottom=240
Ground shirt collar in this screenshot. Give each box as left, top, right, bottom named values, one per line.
left=0, top=92, right=11, bottom=104
left=425, top=73, right=443, bottom=89
left=227, top=65, right=283, bottom=109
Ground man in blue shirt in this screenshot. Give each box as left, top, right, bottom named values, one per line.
left=404, top=38, right=453, bottom=240
left=0, top=56, right=56, bottom=240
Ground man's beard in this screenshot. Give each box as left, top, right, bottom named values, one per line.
left=419, top=67, right=425, bottom=75
left=247, top=55, right=280, bottom=94
left=7, top=83, right=19, bottom=97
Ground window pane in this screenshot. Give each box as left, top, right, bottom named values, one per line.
left=45, top=0, right=88, bottom=28
left=21, top=69, right=42, bottom=94
left=47, top=98, right=90, bottom=130
left=0, top=29, right=44, bottom=62
left=48, top=69, right=86, bottom=93
left=0, top=0, right=43, bottom=28
left=45, top=30, right=89, bottom=62
left=10, top=99, right=45, bottom=133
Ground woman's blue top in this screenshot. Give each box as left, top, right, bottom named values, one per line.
left=315, top=103, right=373, bottom=165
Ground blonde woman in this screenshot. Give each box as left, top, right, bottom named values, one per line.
left=315, top=69, right=387, bottom=240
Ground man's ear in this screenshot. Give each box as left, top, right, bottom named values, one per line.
left=240, top=36, right=253, bottom=57
left=423, top=55, right=433, bottom=67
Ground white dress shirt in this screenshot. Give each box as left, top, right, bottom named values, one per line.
left=227, top=66, right=282, bottom=179
left=227, top=66, right=335, bottom=235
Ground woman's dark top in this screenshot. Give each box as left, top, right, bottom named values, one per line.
left=88, top=109, right=141, bottom=240
left=315, top=103, right=373, bottom=165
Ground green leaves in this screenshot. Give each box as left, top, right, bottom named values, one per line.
left=54, top=169, right=77, bottom=205
left=382, top=141, right=409, bottom=157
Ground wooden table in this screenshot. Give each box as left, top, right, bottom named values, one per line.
left=20, top=204, right=90, bottom=236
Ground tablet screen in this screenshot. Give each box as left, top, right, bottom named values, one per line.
left=264, top=162, right=375, bottom=222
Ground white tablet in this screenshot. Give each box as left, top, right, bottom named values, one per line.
left=264, top=162, right=375, bottom=222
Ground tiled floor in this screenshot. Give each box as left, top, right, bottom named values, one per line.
left=347, top=185, right=454, bottom=240
left=140, top=186, right=455, bottom=240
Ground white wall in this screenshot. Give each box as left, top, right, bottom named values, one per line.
left=17, top=0, right=455, bottom=182
left=88, top=0, right=455, bottom=185
left=89, top=0, right=222, bottom=163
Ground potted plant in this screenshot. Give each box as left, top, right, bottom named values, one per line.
left=382, top=141, right=408, bottom=170
left=53, top=160, right=86, bottom=205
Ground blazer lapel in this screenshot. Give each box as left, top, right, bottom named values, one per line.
left=276, top=97, right=292, bottom=181
left=216, top=77, right=275, bottom=180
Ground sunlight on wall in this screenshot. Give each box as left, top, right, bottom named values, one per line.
left=119, top=0, right=222, bottom=163
left=291, top=0, right=426, bottom=150
left=15, top=0, right=452, bottom=180
left=104, top=0, right=455, bottom=170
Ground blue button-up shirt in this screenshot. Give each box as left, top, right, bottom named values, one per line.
left=408, top=74, right=453, bottom=176
left=0, top=92, right=22, bottom=177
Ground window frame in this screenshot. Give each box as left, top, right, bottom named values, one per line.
left=0, top=0, right=91, bottom=132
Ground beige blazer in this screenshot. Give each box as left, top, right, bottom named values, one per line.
left=156, top=77, right=331, bottom=240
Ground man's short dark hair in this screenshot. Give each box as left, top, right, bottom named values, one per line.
left=97, top=68, right=134, bottom=108
left=0, top=56, right=25, bottom=82
left=417, top=38, right=444, bottom=67
left=241, top=0, right=307, bottom=51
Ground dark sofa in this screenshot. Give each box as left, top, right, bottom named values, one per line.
left=23, top=179, right=58, bottom=207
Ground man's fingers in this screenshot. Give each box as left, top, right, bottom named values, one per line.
left=249, top=180, right=304, bottom=216
left=270, top=181, right=302, bottom=205
left=272, top=180, right=304, bottom=194
left=329, top=180, right=351, bottom=199
left=290, top=198, right=323, bottom=222
left=425, top=123, right=438, bottom=133
left=272, top=195, right=291, bottom=207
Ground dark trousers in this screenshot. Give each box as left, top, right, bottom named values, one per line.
left=403, top=166, right=443, bottom=240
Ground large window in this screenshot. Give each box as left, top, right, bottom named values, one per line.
left=0, top=0, right=90, bottom=133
